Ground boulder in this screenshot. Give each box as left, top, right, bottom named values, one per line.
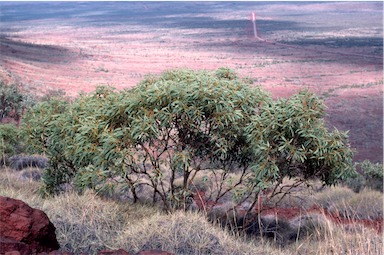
left=38, top=251, right=75, bottom=255
left=97, top=249, right=131, bottom=255
left=0, top=196, right=60, bottom=254
left=0, top=237, right=31, bottom=255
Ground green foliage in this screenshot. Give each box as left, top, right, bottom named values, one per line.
left=21, top=68, right=355, bottom=211
left=129, top=69, right=267, bottom=164
left=358, top=160, right=383, bottom=189
left=22, top=97, right=69, bottom=154
left=215, top=67, right=238, bottom=80
left=341, top=172, right=365, bottom=193
left=0, top=81, right=23, bottom=121
left=0, top=81, right=34, bottom=122
left=343, top=160, right=383, bottom=192
left=39, top=88, right=67, bottom=102
left=21, top=97, right=71, bottom=194
left=245, top=90, right=354, bottom=192
left=0, top=81, right=35, bottom=160
left=0, top=124, right=23, bottom=157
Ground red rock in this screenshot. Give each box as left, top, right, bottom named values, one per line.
left=39, top=251, right=75, bottom=255
left=136, top=251, right=175, bottom=255
left=0, top=196, right=60, bottom=254
left=97, top=249, right=131, bottom=255
left=5, top=252, right=21, bottom=255
left=0, top=237, right=31, bottom=255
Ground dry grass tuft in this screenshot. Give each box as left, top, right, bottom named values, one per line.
left=342, top=188, right=383, bottom=220
left=315, top=186, right=383, bottom=220
left=0, top=168, right=42, bottom=205
left=0, top=169, right=280, bottom=255
left=290, top=219, right=383, bottom=255
left=0, top=169, right=382, bottom=255
left=314, top=186, right=355, bottom=210
left=291, top=213, right=334, bottom=241
left=118, top=211, right=280, bottom=255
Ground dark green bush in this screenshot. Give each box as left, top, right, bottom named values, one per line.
left=342, top=172, right=366, bottom=193
left=0, top=123, right=24, bottom=158
left=0, top=81, right=23, bottom=121
left=344, top=160, right=383, bottom=192
left=0, top=81, right=35, bottom=122
left=0, top=81, right=35, bottom=163
left=359, top=160, right=383, bottom=192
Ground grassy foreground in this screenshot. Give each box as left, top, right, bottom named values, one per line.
left=0, top=168, right=382, bottom=255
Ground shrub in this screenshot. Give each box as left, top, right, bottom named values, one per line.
left=357, top=160, right=383, bottom=192
left=215, top=67, right=238, bottom=80
left=21, top=97, right=69, bottom=154
left=343, top=160, right=383, bottom=192
left=22, top=68, right=355, bottom=213
left=0, top=123, right=24, bottom=159
left=39, top=88, right=67, bottom=102
left=243, top=90, right=355, bottom=214
left=342, top=172, right=366, bottom=193
left=21, top=97, right=70, bottom=195
left=0, top=81, right=24, bottom=121
left=0, top=81, right=35, bottom=123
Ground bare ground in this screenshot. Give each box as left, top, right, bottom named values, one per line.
left=0, top=1, right=382, bottom=162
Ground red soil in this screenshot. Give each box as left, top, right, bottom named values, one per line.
left=261, top=206, right=383, bottom=233
left=0, top=2, right=382, bottom=162
left=192, top=191, right=383, bottom=233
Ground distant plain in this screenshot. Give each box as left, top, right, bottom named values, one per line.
left=0, top=1, right=382, bottom=162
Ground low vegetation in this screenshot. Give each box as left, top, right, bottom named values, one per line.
left=0, top=81, right=25, bottom=122
left=316, top=186, right=383, bottom=220
left=0, top=168, right=382, bottom=255
left=0, top=123, right=23, bottom=158
left=0, top=69, right=382, bottom=254
left=21, top=68, right=354, bottom=213
left=343, top=160, right=383, bottom=192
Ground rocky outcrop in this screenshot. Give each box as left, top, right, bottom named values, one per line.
left=0, top=196, right=175, bottom=255
left=0, top=196, right=60, bottom=254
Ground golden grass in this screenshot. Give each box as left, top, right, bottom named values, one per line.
left=118, top=211, right=283, bottom=255
left=0, top=168, right=382, bottom=255
left=315, top=186, right=383, bottom=220
left=289, top=219, right=383, bottom=255
left=0, top=169, right=280, bottom=255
